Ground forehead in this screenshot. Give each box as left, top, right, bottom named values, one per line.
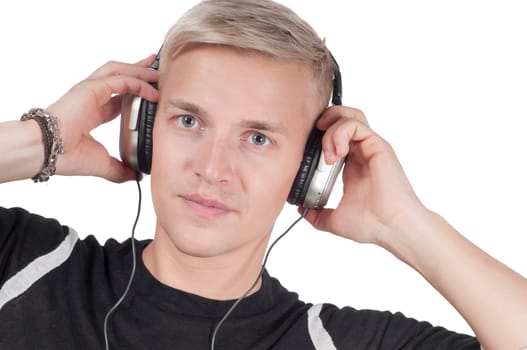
left=158, top=45, right=321, bottom=124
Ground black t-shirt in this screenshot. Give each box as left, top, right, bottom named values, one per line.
left=0, top=207, right=480, bottom=349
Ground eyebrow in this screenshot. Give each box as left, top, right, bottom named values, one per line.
left=167, top=98, right=208, bottom=117
left=239, top=119, right=287, bottom=135
left=167, top=98, right=288, bottom=135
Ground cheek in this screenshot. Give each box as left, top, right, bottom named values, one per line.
left=246, top=155, right=300, bottom=210
left=150, top=128, right=184, bottom=200
left=151, top=117, right=193, bottom=172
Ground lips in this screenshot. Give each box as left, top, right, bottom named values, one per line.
left=180, top=193, right=234, bottom=218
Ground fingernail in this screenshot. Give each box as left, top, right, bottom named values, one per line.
left=323, top=150, right=333, bottom=164
left=335, top=143, right=345, bottom=156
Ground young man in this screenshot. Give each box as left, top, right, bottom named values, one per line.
left=0, top=0, right=526, bottom=349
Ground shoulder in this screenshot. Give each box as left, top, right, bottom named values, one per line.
left=0, top=206, right=150, bottom=281
left=0, top=206, right=66, bottom=236
left=0, top=207, right=70, bottom=267
left=311, top=303, right=480, bottom=349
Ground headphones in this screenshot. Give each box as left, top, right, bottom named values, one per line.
left=119, top=49, right=345, bottom=209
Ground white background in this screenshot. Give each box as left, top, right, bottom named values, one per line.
left=1, top=0, right=526, bottom=337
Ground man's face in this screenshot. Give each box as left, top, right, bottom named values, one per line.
left=151, top=45, right=318, bottom=258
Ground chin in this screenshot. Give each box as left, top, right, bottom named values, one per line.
left=158, top=218, right=237, bottom=256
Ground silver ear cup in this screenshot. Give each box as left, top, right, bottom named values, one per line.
left=303, top=153, right=345, bottom=208
left=119, top=94, right=142, bottom=171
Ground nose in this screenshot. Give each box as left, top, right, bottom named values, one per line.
left=192, top=134, right=235, bottom=185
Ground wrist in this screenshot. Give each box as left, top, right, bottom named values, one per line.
left=20, top=108, right=64, bottom=182
left=21, top=120, right=47, bottom=174
left=375, top=204, right=442, bottom=268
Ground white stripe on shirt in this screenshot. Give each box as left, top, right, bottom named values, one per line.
left=0, top=227, right=79, bottom=311
left=307, top=303, right=337, bottom=350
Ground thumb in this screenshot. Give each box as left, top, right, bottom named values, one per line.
left=99, top=156, right=139, bottom=183
left=299, top=206, right=336, bottom=233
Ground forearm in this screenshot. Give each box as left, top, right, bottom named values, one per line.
left=382, top=208, right=527, bottom=350
left=0, top=120, right=44, bottom=183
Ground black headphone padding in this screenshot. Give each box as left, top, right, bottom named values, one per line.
left=137, top=99, right=156, bottom=174
left=287, top=128, right=323, bottom=206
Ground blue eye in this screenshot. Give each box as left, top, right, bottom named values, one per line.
left=249, top=132, right=270, bottom=146
left=176, top=115, right=199, bottom=129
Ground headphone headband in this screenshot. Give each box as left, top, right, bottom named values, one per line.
left=329, top=50, right=342, bottom=106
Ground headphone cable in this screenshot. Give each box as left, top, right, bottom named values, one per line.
left=103, top=172, right=142, bottom=350
left=102, top=174, right=308, bottom=350
left=210, top=207, right=309, bottom=350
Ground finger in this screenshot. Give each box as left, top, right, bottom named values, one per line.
left=321, top=118, right=376, bottom=163
left=134, top=53, right=158, bottom=67
left=107, top=76, right=159, bottom=101
left=89, top=59, right=159, bottom=82
left=94, top=94, right=124, bottom=127
left=317, top=106, right=369, bottom=131
left=94, top=75, right=159, bottom=108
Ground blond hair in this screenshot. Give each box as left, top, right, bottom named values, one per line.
left=160, top=0, right=337, bottom=113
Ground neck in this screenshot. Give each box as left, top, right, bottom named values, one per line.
left=142, top=225, right=270, bottom=300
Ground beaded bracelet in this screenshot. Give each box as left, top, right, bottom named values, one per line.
left=20, top=108, right=64, bottom=182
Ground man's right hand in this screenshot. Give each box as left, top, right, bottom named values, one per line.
left=44, top=55, right=159, bottom=182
